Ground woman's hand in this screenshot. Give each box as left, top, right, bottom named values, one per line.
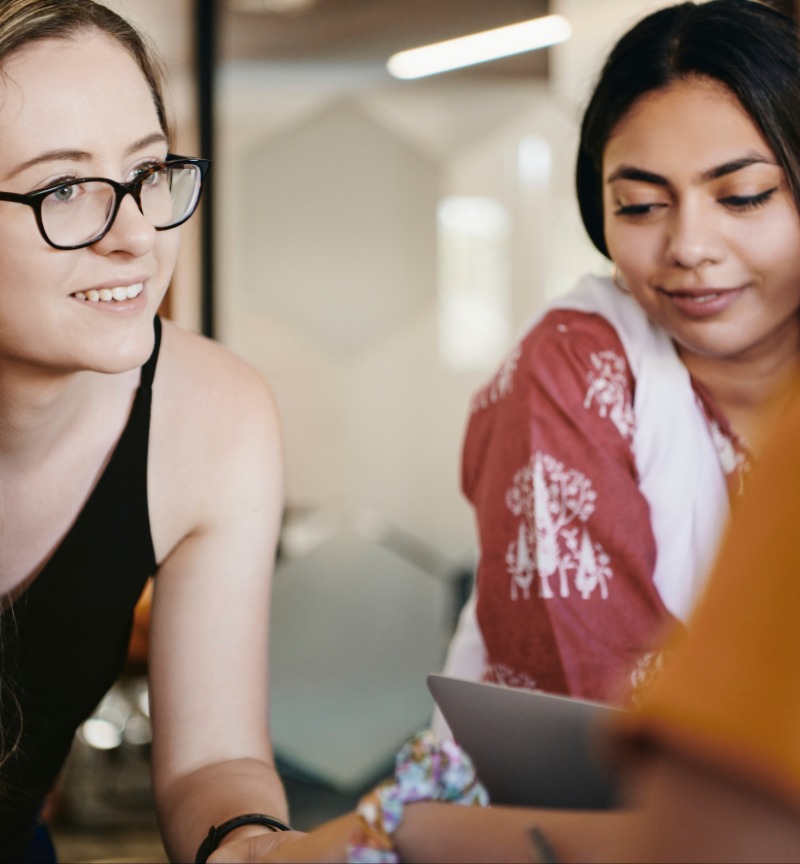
left=208, top=814, right=360, bottom=863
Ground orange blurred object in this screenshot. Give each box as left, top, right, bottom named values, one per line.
left=127, top=578, right=153, bottom=671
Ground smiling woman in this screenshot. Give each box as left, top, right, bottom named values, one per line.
left=434, top=0, right=800, bottom=726
left=601, top=76, right=800, bottom=443
left=0, top=2, right=305, bottom=862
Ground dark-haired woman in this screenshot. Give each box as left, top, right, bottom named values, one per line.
left=433, top=0, right=800, bottom=730
left=0, top=1, right=304, bottom=861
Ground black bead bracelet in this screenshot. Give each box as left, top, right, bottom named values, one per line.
left=195, top=812, right=292, bottom=863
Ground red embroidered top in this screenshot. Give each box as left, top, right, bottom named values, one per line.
left=462, top=309, right=749, bottom=705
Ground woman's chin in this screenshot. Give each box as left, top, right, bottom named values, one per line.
left=69, top=318, right=158, bottom=376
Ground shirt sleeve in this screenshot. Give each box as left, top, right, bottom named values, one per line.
left=616, top=377, right=800, bottom=808
left=462, top=309, right=675, bottom=703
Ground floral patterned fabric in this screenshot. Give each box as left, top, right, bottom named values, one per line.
left=347, top=731, right=488, bottom=863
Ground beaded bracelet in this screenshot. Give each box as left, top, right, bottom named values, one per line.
left=195, top=813, right=292, bottom=863
left=346, top=730, right=489, bottom=864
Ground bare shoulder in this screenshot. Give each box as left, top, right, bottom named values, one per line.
left=155, top=319, right=279, bottom=433
left=148, top=320, right=283, bottom=560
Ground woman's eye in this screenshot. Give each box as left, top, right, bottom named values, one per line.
left=50, top=184, right=79, bottom=203
left=614, top=202, right=666, bottom=217
left=719, top=187, right=777, bottom=211
left=132, top=162, right=164, bottom=186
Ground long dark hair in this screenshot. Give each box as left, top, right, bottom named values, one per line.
left=576, top=0, right=800, bottom=258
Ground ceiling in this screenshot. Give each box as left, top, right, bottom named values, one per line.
left=221, top=0, right=552, bottom=81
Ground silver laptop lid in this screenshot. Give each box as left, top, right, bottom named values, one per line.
left=427, top=674, right=621, bottom=809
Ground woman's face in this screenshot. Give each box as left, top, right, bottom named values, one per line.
left=0, top=31, right=179, bottom=375
left=603, top=76, right=800, bottom=369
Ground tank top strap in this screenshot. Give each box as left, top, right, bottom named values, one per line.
left=140, top=315, right=162, bottom=390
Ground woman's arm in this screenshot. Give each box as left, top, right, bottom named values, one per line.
left=146, top=324, right=299, bottom=862
left=222, top=757, right=800, bottom=864
left=461, top=310, right=670, bottom=702
left=212, top=802, right=640, bottom=863
left=394, top=802, right=637, bottom=864
left=618, top=753, right=800, bottom=864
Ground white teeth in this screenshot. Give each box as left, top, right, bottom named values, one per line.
left=73, top=283, right=144, bottom=303
left=674, top=292, right=720, bottom=304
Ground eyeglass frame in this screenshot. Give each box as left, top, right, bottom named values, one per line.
left=0, top=154, right=210, bottom=250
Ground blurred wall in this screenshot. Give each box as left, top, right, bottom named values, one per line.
left=214, top=3, right=657, bottom=567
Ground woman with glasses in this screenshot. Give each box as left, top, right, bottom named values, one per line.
left=0, top=1, right=300, bottom=861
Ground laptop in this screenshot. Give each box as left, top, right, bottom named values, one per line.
left=427, top=674, right=622, bottom=809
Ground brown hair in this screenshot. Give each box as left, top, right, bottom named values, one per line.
left=0, top=0, right=171, bottom=138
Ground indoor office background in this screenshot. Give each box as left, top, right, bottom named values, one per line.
left=48, top=0, right=696, bottom=860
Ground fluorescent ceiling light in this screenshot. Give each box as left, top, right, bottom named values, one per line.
left=387, top=14, right=571, bottom=80
left=232, top=0, right=317, bottom=11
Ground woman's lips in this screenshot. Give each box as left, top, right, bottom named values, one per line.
left=659, top=285, right=745, bottom=318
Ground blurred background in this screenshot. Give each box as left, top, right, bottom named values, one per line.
left=47, top=0, right=706, bottom=859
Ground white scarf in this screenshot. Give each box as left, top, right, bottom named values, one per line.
left=555, top=273, right=729, bottom=619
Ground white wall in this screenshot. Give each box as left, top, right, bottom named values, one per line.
left=216, top=66, right=605, bottom=569
left=213, top=4, right=662, bottom=566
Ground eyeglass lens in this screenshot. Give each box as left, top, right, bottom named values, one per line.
left=41, top=164, right=201, bottom=247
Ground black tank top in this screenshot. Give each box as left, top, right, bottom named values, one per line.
left=1, top=317, right=161, bottom=851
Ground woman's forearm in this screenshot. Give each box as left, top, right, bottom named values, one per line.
left=155, top=756, right=289, bottom=862
left=394, top=801, right=641, bottom=864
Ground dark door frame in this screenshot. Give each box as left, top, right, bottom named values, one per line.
left=196, top=0, right=216, bottom=338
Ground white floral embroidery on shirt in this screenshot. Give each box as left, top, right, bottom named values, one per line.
left=485, top=662, right=538, bottom=690
left=470, top=344, right=522, bottom=413
left=505, top=452, right=612, bottom=602
left=583, top=350, right=635, bottom=441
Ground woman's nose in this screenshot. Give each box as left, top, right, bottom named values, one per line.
left=92, top=191, right=156, bottom=257
left=664, top=200, right=724, bottom=269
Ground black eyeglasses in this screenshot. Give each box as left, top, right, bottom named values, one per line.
left=0, top=154, right=210, bottom=250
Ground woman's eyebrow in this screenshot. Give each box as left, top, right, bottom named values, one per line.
left=4, top=132, right=169, bottom=181
left=606, top=155, right=777, bottom=187
left=606, top=165, right=667, bottom=186
left=126, top=132, right=169, bottom=155
left=6, top=148, right=90, bottom=179
left=701, top=155, right=775, bottom=181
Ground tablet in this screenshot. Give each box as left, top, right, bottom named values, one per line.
left=427, top=674, right=621, bottom=809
